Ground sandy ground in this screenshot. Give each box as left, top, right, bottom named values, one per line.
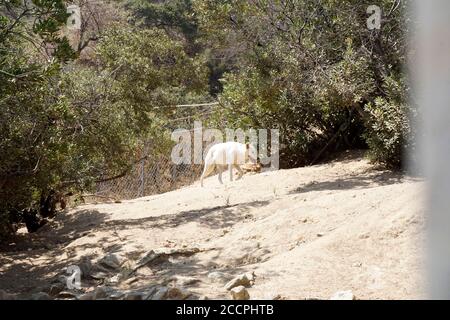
left=0, top=151, right=426, bottom=299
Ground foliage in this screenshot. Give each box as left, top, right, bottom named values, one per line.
left=0, top=3, right=208, bottom=239
left=364, top=75, right=412, bottom=168
left=126, top=0, right=198, bottom=42
left=194, top=0, right=411, bottom=167
left=1, top=0, right=413, bottom=238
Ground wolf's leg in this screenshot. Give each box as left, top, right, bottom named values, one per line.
left=200, top=164, right=215, bottom=187
left=234, top=164, right=244, bottom=179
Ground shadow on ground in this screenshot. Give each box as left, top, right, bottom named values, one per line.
left=0, top=199, right=270, bottom=296
left=289, top=171, right=404, bottom=195
left=103, top=200, right=270, bottom=231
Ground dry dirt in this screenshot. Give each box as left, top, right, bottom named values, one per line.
left=0, top=151, right=426, bottom=299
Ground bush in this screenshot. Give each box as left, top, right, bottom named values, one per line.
left=364, top=97, right=411, bottom=168
left=196, top=0, right=410, bottom=168
left=0, top=23, right=209, bottom=239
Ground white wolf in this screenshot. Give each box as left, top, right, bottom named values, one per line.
left=200, top=142, right=257, bottom=187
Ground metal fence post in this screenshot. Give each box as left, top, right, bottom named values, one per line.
left=139, top=142, right=148, bottom=197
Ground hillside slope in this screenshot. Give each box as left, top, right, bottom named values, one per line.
left=0, top=151, right=425, bottom=300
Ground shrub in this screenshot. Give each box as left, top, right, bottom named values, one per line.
left=364, top=97, right=411, bottom=168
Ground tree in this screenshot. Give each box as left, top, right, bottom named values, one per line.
left=194, top=0, right=411, bottom=167
left=0, top=4, right=209, bottom=239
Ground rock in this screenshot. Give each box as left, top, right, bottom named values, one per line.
left=330, top=290, right=355, bottom=300
left=48, top=282, right=65, bottom=296
left=53, top=274, right=68, bottom=286
left=79, top=256, right=92, bottom=279
left=133, top=247, right=200, bottom=272
left=207, top=271, right=233, bottom=284
left=170, top=275, right=200, bottom=286
left=160, top=247, right=200, bottom=257
left=57, top=291, right=78, bottom=299
left=93, top=286, right=115, bottom=300
left=106, top=274, right=122, bottom=285
left=244, top=271, right=255, bottom=282
left=265, top=293, right=282, bottom=300
left=133, top=250, right=167, bottom=271
left=224, top=272, right=255, bottom=291
left=145, top=286, right=191, bottom=300
left=150, top=286, right=169, bottom=300
left=109, top=291, right=125, bottom=300
left=90, top=272, right=109, bottom=280
left=98, top=253, right=125, bottom=270
left=31, top=292, right=52, bottom=300
left=141, top=287, right=158, bottom=300
left=123, top=277, right=139, bottom=285
left=0, top=290, right=16, bottom=300
left=230, top=286, right=250, bottom=300
left=124, top=292, right=143, bottom=300
left=359, top=233, right=370, bottom=239
left=78, top=292, right=95, bottom=300
left=166, top=287, right=191, bottom=300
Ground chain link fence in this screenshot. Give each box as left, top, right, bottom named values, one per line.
left=93, top=103, right=219, bottom=200
left=95, top=154, right=203, bottom=200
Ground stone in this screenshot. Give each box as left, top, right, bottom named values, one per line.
left=133, top=247, right=200, bottom=272
left=48, top=282, right=65, bottom=296
left=230, top=286, right=250, bottom=300
left=170, top=275, right=200, bottom=286
left=207, top=271, right=233, bottom=284
left=93, top=286, right=114, bottom=300
left=165, top=287, right=191, bottom=300
left=57, top=291, right=78, bottom=299
left=134, top=250, right=167, bottom=270
left=107, top=274, right=121, bottom=285
left=98, top=253, right=125, bottom=270
left=150, top=286, right=169, bottom=300
left=141, top=287, right=158, bottom=300
left=123, top=277, right=139, bottom=285
left=90, top=272, right=109, bottom=280
left=79, top=256, right=92, bottom=279
left=78, top=292, right=95, bottom=300
left=0, top=290, right=16, bottom=300
left=31, top=292, right=52, bottom=300
left=109, top=291, right=125, bottom=300
left=53, top=274, right=68, bottom=285
left=244, top=271, right=255, bottom=282
left=329, top=290, right=355, bottom=300
left=265, top=293, right=282, bottom=300
left=224, top=272, right=255, bottom=291
left=124, top=292, right=143, bottom=300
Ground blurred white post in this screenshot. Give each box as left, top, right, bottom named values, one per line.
left=414, top=1, right=450, bottom=299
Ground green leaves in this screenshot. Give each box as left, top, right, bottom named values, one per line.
left=197, top=0, right=410, bottom=167
left=0, top=0, right=411, bottom=238
left=364, top=96, right=410, bottom=168
left=96, top=25, right=208, bottom=119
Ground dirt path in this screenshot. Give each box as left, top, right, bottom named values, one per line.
left=0, top=151, right=425, bottom=299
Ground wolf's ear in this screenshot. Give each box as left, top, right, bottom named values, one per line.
left=246, top=143, right=250, bottom=149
